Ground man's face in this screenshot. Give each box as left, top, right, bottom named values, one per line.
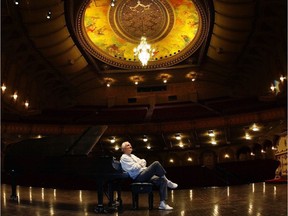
left=122, top=142, right=133, bottom=154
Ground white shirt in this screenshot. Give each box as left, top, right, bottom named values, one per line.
left=120, top=153, right=147, bottom=179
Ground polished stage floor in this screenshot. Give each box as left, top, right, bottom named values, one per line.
left=1, top=182, right=287, bottom=216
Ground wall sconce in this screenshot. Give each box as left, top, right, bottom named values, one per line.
left=270, top=84, right=275, bottom=92
left=14, top=0, right=19, bottom=5
left=143, top=135, right=148, bottom=142
left=186, top=71, right=197, bottom=81
left=162, top=76, right=168, bottom=83
left=175, top=133, right=181, bottom=140
left=261, top=149, right=266, bottom=154
left=130, top=76, right=142, bottom=85
left=157, top=73, right=172, bottom=83
left=114, top=145, right=119, bottom=151
left=146, top=145, right=151, bottom=149
left=211, top=138, right=217, bottom=145
left=280, top=75, right=286, bottom=82
left=110, top=137, right=116, bottom=143
left=245, top=132, right=251, bottom=140
left=208, top=130, right=215, bottom=137
left=24, top=100, right=29, bottom=109
left=12, top=92, right=18, bottom=101
left=104, top=77, right=114, bottom=87
left=46, top=10, right=52, bottom=19
left=1, top=83, right=6, bottom=93
left=134, top=78, right=139, bottom=85
left=251, top=123, right=259, bottom=131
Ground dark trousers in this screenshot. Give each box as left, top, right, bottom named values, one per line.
left=135, top=161, right=168, bottom=201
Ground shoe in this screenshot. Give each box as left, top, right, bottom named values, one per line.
left=158, top=202, right=173, bottom=210
left=167, top=181, right=178, bottom=189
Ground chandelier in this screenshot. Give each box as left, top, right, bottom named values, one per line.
left=134, top=36, right=154, bottom=66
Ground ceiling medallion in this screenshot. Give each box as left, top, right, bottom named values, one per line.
left=76, top=0, right=209, bottom=69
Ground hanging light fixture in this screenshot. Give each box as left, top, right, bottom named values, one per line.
left=134, top=36, right=154, bottom=66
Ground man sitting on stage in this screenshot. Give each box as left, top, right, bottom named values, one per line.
left=120, top=141, right=178, bottom=210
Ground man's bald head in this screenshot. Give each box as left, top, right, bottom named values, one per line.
left=121, top=141, right=133, bottom=154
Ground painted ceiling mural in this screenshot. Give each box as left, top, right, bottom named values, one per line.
left=77, top=0, right=208, bottom=69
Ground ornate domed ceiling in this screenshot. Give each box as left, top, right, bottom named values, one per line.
left=1, top=0, right=286, bottom=151
left=76, top=0, right=210, bottom=69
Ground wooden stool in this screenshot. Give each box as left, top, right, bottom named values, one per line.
left=131, top=182, right=153, bottom=210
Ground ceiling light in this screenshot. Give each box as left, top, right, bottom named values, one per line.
left=179, top=142, right=184, bottom=148
left=211, top=139, right=217, bottom=145
left=46, top=11, right=52, bottom=19
left=245, top=132, right=251, bottom=140
left=114, top=145, right=119, bottom=151
left=14, top=0, right=19, bottom=5
left=24, top=100, right=29, bottom=109
left=251, top=123, right=259, bottom=131
left=12, top=92, right=18, bottom=101
left=146, top=145, right=151, bottom=149
left=169, top=158, right=174, bottom=163
left=1, top=83, right=6, bottom=93
left=224, top=154, right=230, bottom=158
left=132, top=76, right=140, bottom=85
left=280, top=75, right=286, bottom=82
left=208, top=130, right=215, bottom=137
left=110, top=137, right=116, bottom=143
left=186, top=71, right=197, bottom=81
left=162, top=75, right=168, bottom=83
left=175, top=134, right=181, bottom=140
left=104, top=77, right=114, bottom=87
left=187, top=157, right=192, bottom=162
left=143, top=135, right=148, bottom=142
left=134, top=36, right=154, bottom=66
left=111, top=0, right=116, bottom=7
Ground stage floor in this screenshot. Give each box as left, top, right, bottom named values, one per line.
left=1, top=182, right=287, bottom=216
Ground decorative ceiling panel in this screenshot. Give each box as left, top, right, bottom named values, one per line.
left=76, top=0, right=211, bottom=69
